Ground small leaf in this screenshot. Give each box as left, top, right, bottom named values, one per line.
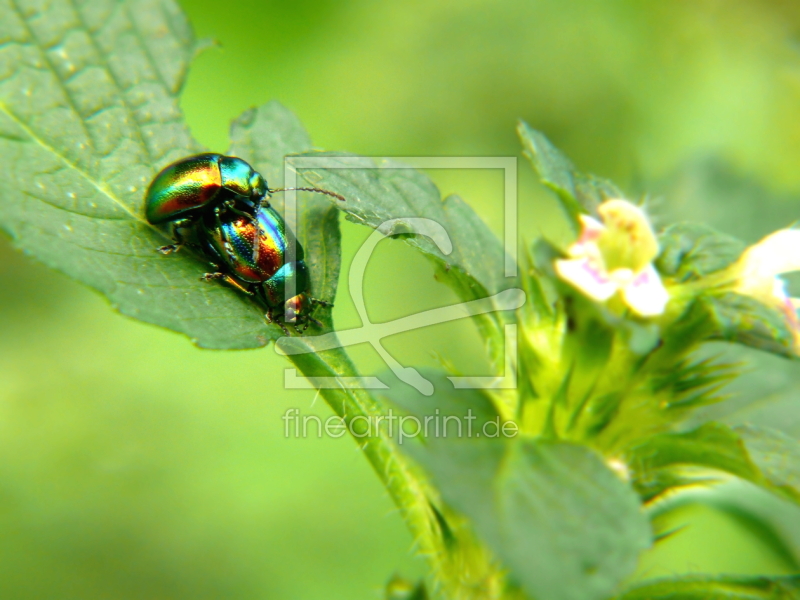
left=655, top=225, right=795, bottom=359
left=656, top=223, right=746, bottom=282
left=293, top=152, right=518, bottom=366
left=703, top=480, right=800, bottom=568
left=616, top=575, right=800, bottom=600
left=738, top=424, right=800, bottom=503
left=698, top=292, right=797, bottom=359
left=410, top=438, right=651, bottom=600
left=517, top=121, right=624, bottom=228
left=626, top=422, right=800, bottom=505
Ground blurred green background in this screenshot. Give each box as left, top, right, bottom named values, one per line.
left=2, top=0, right=800, bottom=597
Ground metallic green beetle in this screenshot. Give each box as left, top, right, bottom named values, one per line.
left=145, top=153, right=267, bottom=224
left=144, top=153, right=268, bottom=253
left=144, top=153, right=344, bottom=332
left=199, top=204, right=328, bottom=332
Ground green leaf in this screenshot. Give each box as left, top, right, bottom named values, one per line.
left=626, top=422, right=800, bottom=504
left=698, top=293, right=797, bottom=359
left=410, top=438, right=651, bottom=600
left=517, top=121, right=623, bottom=228
left=739, top=424, right=800, bottom=503
left=703, top=480, right=800, bottom=568
left=378, top=367, right=503, bottom=438
left=293, top=152, right=518, bottom=366
left=296, top=153, right=511, bottom=296
left=617, top=575, right=800, bottom=600
left=0, top=0, right=283, bottom=349
left=0, top=0, right=338, bottom=348
left=654, top=224, right=795, bottom=359
left=656, top=223, right=746, bottom=282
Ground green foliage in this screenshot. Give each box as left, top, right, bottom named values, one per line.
left=699, top=481, right=800, bottom=568
left=294, top=152, right=509, bottom=297
left=385, top=575, right=430, bottom=600
left=698, top=293, right=798, bottom=359
left=379, top=367, right=502, bottom=430
left=656, top=223, right=745, bottom=282
left=616, top=575, right=800, bottom=600
left=517, top=122, right=624, bottom=228
left=410, top=437, right=651, bottom=600
left=0, top=0, right=273, bottom=349
left=626, top=423, right=800, bottom=505
left=657, top=221, right=799, bottom=357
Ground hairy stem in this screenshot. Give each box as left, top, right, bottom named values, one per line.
left=286, top=347, right=441, bottom=573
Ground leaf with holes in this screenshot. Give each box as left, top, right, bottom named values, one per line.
left=0, top=0, right=336, bottom=348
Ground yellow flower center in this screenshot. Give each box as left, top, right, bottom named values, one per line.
left=596, top=200, right=659, bottom=273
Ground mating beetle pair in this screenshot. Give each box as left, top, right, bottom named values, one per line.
left=145, top=153, right=343, bottom=333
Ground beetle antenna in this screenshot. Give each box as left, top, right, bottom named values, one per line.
left=268, top=187, right=345, bottom=202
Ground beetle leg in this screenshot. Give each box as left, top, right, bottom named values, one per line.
left=309, top=297, right=333, bottom=308
left=305, top=316, right=323, bottom=330
left=249, top=193, right=272, bottom=216
left=265, top=308, right=291, bottom=336
left=220, top=199, right=254, bottom=221
left=157, top=218, right=194, bottom=254
left=250, top=196, right=263, bottom=216
left=201, top=272, right=254, bottom=296
left=157, top=244, right=179, bottom=255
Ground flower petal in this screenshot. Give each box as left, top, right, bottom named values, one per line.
left=740, top=229, right=800, bottom=278
left=578, top=215, right=606, bottom=240
left=555, top=257, right=618, bottom=301
left=621, top=265, right=669, bottom=317
left=568, top=215, right=606, bottom=259
left=773, top=279, right=800, bottom=337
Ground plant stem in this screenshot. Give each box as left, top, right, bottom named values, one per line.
left=286, top=346, right=442, bottom=581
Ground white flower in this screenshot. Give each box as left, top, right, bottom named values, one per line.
left=734, top=229, right=800, bottom=344
left=555, top=199, right=669, bottom=317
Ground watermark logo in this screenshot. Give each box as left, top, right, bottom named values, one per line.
left=276, top=156, right=525, bottom=395
left=282, top=408, right=519, bottom=444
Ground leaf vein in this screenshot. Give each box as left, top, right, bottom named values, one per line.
left=66, top=0, right=155, bottom=164
left=7, top=0, right=95, bottom=148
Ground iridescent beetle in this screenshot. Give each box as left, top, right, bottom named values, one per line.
left=144, top=153, right=344, bottom=332
left=145, top=153, right=270, bottom=253
left=200, top=203, right=324, bottom=331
